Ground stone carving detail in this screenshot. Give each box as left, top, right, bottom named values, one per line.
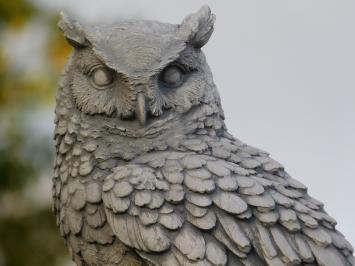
left=53, top=5, right=354, bottom=266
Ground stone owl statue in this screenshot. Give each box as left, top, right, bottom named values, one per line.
left=52, top=6, right=354, bottom=266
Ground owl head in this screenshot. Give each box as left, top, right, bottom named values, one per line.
left=58, top=6, right=224, bottom=138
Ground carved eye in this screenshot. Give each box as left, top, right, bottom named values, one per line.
left=91, top=67, right=114, bottom=88
left=160, top=65, right=185, bottom=88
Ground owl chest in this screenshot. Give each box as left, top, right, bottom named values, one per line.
left=55, top=161, right=113, bottom=242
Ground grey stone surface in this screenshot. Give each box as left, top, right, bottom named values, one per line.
left=53, top=5, right=354, bottom=266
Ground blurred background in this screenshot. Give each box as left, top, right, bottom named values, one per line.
left=0, top=0, right=354, bottom=265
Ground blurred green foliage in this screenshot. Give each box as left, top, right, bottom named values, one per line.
left=0, top=0, right=72, bottom=265
left=0, top=209, right=67, bottom=266
left=0, top=128, right=35, bottom=192
left=0, top=111, right=54, bottom=192
left=0, top=0, right=37, bottom=28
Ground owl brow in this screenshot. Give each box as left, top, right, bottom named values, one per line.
left=82, top=62, right=111, bottom=76
left=169, top=58, right=198, bottom=73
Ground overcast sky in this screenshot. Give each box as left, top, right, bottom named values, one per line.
left=33, top=0, right=355, bottom=244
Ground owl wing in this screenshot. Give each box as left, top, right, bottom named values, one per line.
left=101, top=137, right=355, bottom=266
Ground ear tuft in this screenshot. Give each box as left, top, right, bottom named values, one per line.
left=180, top=5, right=216, bottom=48
left=58, top=12, right=89, bottom=48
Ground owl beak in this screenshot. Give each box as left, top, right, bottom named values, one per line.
left=136, top=92, right=146, bottom=126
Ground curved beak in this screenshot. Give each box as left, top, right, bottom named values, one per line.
left=136, top=92, right=146, bottom=126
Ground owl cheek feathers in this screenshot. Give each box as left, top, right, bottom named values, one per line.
left=58, top=5, right=215, bottom=50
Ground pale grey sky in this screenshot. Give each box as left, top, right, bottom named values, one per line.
left=33, top=0, right=355, bottom=244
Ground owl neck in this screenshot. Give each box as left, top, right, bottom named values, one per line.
left=101, top=101, right=226, bottom=161
left=55, top=101, right=227, bottom=163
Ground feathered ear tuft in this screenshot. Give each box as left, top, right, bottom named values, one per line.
left=179, top=5, right=216, bottom=49
left=58, top=12, right=89, bottom=48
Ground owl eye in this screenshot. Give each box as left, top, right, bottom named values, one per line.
left=160, top=65, right=185, bottom=88
left=91, top=67, right=114, bottom=88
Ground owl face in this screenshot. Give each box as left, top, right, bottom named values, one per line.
left=59, top=6, right=219, bottom=133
